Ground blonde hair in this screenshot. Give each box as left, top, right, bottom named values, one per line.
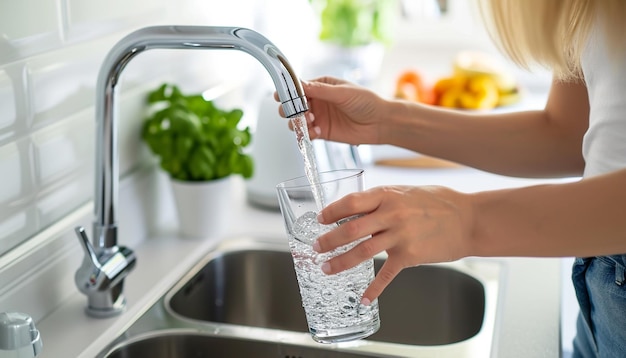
left=479, top=0, right=626, bottom=80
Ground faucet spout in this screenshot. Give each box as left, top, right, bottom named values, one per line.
left=74, top=26, right=309, bottom=317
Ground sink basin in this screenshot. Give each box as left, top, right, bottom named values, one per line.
left=98, top=237, right=500, bottom=357
left=104, top=329, right=382, bottom=358
left=166, top=241, right=487, bottom=346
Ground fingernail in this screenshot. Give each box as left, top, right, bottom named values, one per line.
left=312, top=240, right=321, bottom=252
left=321, top=262, right=331, bottom=274
left=361, top=298, right=371, bottom=306
left=316, top=212, right=324, bottom=223
left=313, top=126, right=322, bottom=136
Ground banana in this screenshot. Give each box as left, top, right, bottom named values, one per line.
left=434, top=74, right=500, bottom=110
left=453, top=51, right=518, bottom=93
left=399, top=51, right=522, bottom=110
left=497, top=87, right=522, bottom=107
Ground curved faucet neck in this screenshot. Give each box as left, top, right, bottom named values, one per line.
left=93, top=26, right=309, bottom=248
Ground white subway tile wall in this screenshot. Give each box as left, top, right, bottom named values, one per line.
left=27, top=46, right=100, bottom=128
left=0, top=139, right=37, bottom=253
left=0, top=0, right=62, bottom=64
left=0, top=63, right=28, bottom=145
left=0, top=0, right=259, bottom=257
left=0, top=71, right=18, bottom=137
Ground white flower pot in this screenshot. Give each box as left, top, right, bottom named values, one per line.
left=169, top=176, right=234, bottom=239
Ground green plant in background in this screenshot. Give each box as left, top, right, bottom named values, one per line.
left=313, top=0, right=397, bottom=47
left=142, top=83, right=254, bottom=181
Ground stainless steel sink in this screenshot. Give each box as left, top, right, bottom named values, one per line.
left=99, top=237, right=501, bottom=357
left=104, top=329, right=384, bottom=358
left=167, top=248, right=485, bottom=346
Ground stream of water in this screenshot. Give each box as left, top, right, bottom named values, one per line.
left=290, top=115, right=325, bottom=210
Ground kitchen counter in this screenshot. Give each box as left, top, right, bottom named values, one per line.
left=35, top=163, right=571, bottom=357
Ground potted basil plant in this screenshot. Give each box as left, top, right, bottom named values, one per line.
left=142, top=83, right=254, bottom=238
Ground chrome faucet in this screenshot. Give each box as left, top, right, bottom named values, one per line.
left=74, top=26, right=309, bottom=317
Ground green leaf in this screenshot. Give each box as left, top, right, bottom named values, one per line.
left=189, top=145, right=216, bottom=180
left=160, top=157, right=182, bottom=178
left=224, top=109, right=243, bottom=128
left=168, top=110, right=202, bottom=138
left=147, top=83, right=169, bottom=103
left=141, top=82, right=254, bottom=181
left=174, top=136, right=194, bottom=160
left=240, top=154, right=254, bottom=179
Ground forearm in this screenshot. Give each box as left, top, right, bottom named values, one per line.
left=381, top=79, right=589, bottom=178
left=384, top=102, right=584, bottom=177
left=469, top=168, right=626, bottom=258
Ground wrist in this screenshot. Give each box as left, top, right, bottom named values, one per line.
left=381, top=100, right=425, bottom=147
left=464, top=191, right=488, bottom=258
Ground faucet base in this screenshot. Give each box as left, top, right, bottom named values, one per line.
left=85, top=296, right=127, bottom=318
left=84, top=280, right=128, bottom=318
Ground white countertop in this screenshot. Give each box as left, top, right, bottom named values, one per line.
left=35, top=163, right=569, bottom=357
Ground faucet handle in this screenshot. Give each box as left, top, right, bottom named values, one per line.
left=74, top=226, right=137, bottom=294
left=76, top=226, right=99, bottom=269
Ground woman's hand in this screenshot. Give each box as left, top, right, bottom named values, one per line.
left=314, top=185, right=475, bottom=305
left=277, top=76, right=392, bottom=146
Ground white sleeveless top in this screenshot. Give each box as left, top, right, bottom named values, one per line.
left=581, top=25, right=626, bottom=178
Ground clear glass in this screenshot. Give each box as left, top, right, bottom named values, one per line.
left=276, top=169, right=380, bottom=343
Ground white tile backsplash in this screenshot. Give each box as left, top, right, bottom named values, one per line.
left=32, top=111, right=93, bottom=228
left=36, top=180, right=87, bottom=228
left=67, top=0, right=168, bottom=25
left=0, top=71, right=17, bottom=131
left=0, top=143, right=23, bottom=203
left=0, top=138, right=37, bottom=256
left=31, top=121, right=83, bottom=185
left=0, top=211, right=30, bottom=253
left=63, top=0, right=170, bottom=42
left=0, top=0, right=62, bottom=63
left=0, top=0, right=235, bottom=262
left=0, top=0, right=59, bottom=40
left=0, top=63, right=28, bottom=145
left=27, top=46, right=101, bottom=128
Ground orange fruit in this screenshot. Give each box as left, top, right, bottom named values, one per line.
left=395, top=70, right=436, bottom=105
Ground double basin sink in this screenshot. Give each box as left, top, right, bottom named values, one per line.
left=99, top=237, right=501, bottom=357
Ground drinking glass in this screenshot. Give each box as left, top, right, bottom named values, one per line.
left=276, top=169, right=380, bottom=343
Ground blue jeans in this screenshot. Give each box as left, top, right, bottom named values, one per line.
left=572, top=255, right=626, bottom=357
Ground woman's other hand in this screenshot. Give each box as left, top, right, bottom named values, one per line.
left=315, top=185, right=475, bottom=305
left=277, top=76, right=393, bottom=146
